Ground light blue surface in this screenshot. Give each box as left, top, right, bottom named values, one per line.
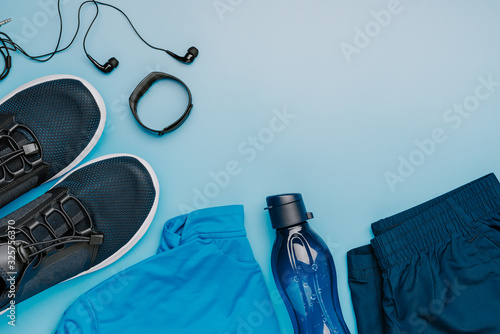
left=1, top=1, right=500, bottom=333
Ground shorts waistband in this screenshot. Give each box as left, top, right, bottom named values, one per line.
left=372, top=174, right=499, bottom=236
left=371, top=173, right=500, bottom=270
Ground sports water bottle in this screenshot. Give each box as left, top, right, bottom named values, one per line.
left=265, top=194, right=350, bottom=334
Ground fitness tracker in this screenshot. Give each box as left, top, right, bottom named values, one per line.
left=129, top=72, right=193, bottom=136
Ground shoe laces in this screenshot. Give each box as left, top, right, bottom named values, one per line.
left=0, top=122, right=42, bottom=182
left=18, top=234, right=103, bottom=261
left=0, top=142, right=39, bottom=167
left=1, top=196, right=103, bottom=264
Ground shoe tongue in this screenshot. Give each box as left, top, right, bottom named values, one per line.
left=29, top=197, right=92, bottom=250
left=30, top=211, right=70, bottom=248
left=61, top=197, right=92, bottom=233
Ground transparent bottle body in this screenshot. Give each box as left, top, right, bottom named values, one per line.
left=272, top=223, right=350, bottom=334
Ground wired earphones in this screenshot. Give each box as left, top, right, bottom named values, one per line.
left=0, top=0, right=198, bottom=80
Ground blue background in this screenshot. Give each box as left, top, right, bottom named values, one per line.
left=1, top=0, right=500, bottom=333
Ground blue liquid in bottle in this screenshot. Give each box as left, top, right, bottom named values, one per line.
left=265, top=194, right=350, bottom=334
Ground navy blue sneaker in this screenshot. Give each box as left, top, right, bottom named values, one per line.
left=0, top=75, right=106, bottom=208
left=0, top=154, right=159, bottom=313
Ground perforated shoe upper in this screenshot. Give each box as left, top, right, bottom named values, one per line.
left=0, top=75, right=105, bottom=208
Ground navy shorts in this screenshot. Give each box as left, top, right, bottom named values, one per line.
left=348, top=174, right=500, bottom=334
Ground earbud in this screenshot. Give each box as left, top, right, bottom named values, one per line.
left=184, top=47, right=199, bottom=64
left=166, top=46, right=199, bottom=64
left=87, top=54, right=119, bottom=73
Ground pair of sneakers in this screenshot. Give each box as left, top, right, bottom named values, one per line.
left=0, top=75, right=159, bottom=314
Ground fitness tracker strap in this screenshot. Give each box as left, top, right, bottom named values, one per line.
left=129, top=71, right=193, bottom=136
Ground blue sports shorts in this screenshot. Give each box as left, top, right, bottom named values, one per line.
left=348, top=174, right=500, bottom=334
left=55, top=205, right=281, bottom=334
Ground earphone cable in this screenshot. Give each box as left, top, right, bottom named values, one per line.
left=0, top=0, right=180, bottom=81
left=83, top=1, right=100, bottom=57
left=86, top=1, right=171, bottom=54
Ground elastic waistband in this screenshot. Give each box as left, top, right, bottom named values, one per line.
left=159, top=205, right=246, bottom=252
left=371, top=173, right=500, bottom=270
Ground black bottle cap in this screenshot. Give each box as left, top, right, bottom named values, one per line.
left=265, top=193, right=314, bottom=229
